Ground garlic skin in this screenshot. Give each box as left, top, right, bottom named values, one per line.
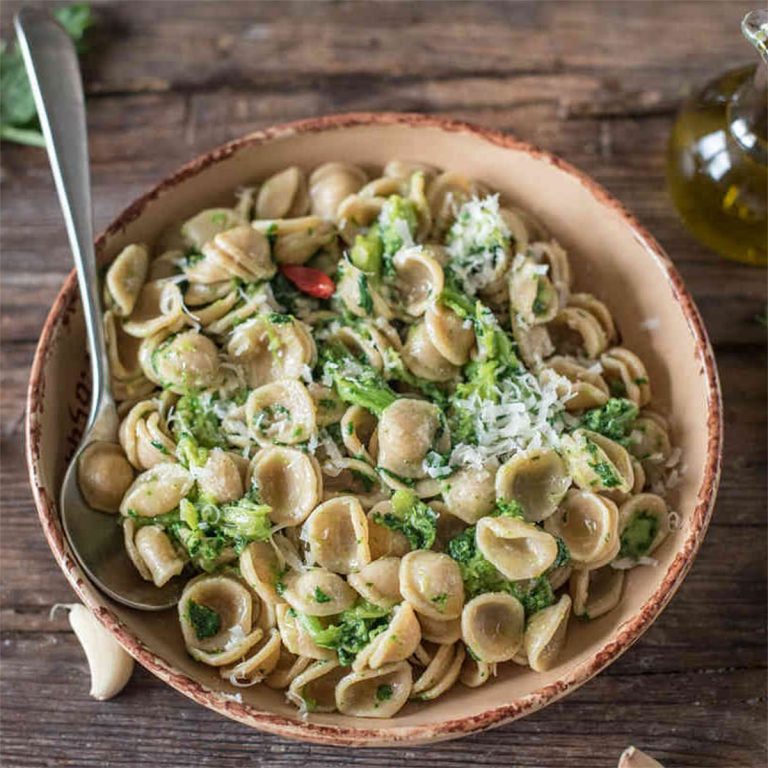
left=62, top=603, right=134, bottom=700
left=618, top=746, right=665, bottom=768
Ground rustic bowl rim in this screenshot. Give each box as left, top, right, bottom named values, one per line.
left=25, top=111, right=722, bottom=747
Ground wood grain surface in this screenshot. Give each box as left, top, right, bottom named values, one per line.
left=1, top=2, right=765, bottom=766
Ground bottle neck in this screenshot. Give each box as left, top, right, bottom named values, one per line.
left=727, top=63, right=768, bottom=164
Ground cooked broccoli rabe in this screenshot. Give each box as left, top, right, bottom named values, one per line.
left=219, top=497, right=273, bottom=542
left=446, top=521, right=555, bottom=616
left=175, top=433, right=210, bottom=469
left=619, top=511, right=659, bottom=559
left=321, top=346, right=398, bottom=416
left=580, top=398, right=639, bottom=445
left=172, top=393, right=227, bottom=449
left=492, top=498, right=525, bottom=519
left=372, top=489, right=438, bottom=550
left=295, top=601, right=391, bottom=666
left=350, top=225, right=383, bottom=275
left=186, top=600, right=221, bottom=640
left=378, top=195, right=417, bottom=263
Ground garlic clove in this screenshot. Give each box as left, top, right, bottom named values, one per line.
left=61, top=603, right=135, bottom=700
left=618, top=746, right=666, bottom=768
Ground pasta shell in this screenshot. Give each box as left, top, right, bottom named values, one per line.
left=133, top=525, right=185, bottom=587
left=336, top=195, right=386, bottom=245
left=309, top=162, right=367, bottom=219
left=123, top=518, right=152, bottom=581
left=275, top=603, right=335, bottom=660
left=392, top=246, right=445, bottom=317
left=77, top=441, right=134, bottom=513
left=303, top=496, right=371, bottom=574
left=569, top=566, right=625, bottom=619
left=179, top=574, right=259, bottom=664
left=427, top=171, right=486, bottom=238
left=378, top=398, right=449, bottom=480
left=617, top=493, right=670, bottom=561
left=364, top=602, right=421, bottom=670
left=197, top=225, right=276, bottom=283
left=560, top=429, right=634, bottom=494
left=249, top=446, right=322, bottom=526
left=105, top=244, right=149, bottom=316
left=252, top=216, right=336, bottom=265
left=119, top=463, right=193, bottom=517
left=287, top=659, right=347, bottom=713
left=197, top=449, right=244, bottom=503
left=424, top=302, right=475, bottom=366
left=527, top=240, right=571, bottom=304
left=239, top=540, right=285, bottom=605
left=341, top=405, right=378, bottom=465
left=122, top=280, right=185, bottom=339
left=347, top=556, right=402, bottom=609
left=256, top=167, right=309, bottom=220
left=544, top=489, right=620, bottom=569
left=335, top=261, right=393, bottom=319
left=459, top=654, right=495, bottom=688
left=524, top=594, right=572, bottom=672
left=547, top=355, right=609, bottom=411
left=264, top=648, right=311, bottom=690
left=367, top=502, right=411, bottom=560
left=548, top=307, right=608, bottom=359
left=461, top=592, right=525, bottom=663
left=509, top=255, right=559, bottom=325
left=308, top=383, right=346, bottom=427
left=402, top=321, right=460, bottom=382
left=118, top=399, right=175, bottom=470
left=228, top=315, right=315, bottom=387
left=148, top=249, right=183, bottom=280
left=432, top=502, right=468, bottom=552
left=383, top=160, right=437, bottom=181
left=151, top=330, right=221, bottom=394
left=245, top=380, right=317, bottom=446
left=181, top=208, right=247, bottom=249
left=511, top=316, right=554, bottom=368
left=335, top=661, right=413, bottom=718
left=399, top=550, right=464, bottom=620
left=104, top=310, right=145, bottom=382
left=475, top=516, right=558, bottom=580
left=282, top=568, right=357, bottom=617
left=418, top=613, right=462, bottom=645
left=601, top=347, right=651, bottom=406
left=223, top=627, right=282, bottom=686
left=569, top=293, right=617, bottom=346
left=495, top=449, right=571, bottom=523
left=321, top=458, right=387, bottom=508
left=184, top=280, right=233, bottom=307
left=411, top=642, right=464, bottom=701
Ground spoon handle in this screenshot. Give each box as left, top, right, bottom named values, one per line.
left=15, top=8, right=114, bottom=434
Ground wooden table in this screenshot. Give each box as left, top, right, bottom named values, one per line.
left=1, top=2, right=765, bottom=766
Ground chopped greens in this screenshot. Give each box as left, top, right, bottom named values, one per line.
left=187, top=600, right=221, bottom=640
left=372, top=489, right=438, bottom=550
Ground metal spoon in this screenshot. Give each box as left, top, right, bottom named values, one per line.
left=16, top=8, right=182, bottom=610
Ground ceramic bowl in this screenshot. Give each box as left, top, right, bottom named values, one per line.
left=26, top=113, right=722, bottom=746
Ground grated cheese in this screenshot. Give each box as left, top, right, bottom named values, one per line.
left=449, top=369, right=572, bottom=469
left=445, top=195, right=511, bottom=296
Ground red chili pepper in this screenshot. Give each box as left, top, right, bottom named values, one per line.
left=279, top=264, right=335, bottom=300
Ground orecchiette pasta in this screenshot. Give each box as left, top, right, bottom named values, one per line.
left=81, top=159, right=679, bottom=720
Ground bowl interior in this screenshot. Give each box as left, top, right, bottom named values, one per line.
left=27, top=116, right=719, bottom=745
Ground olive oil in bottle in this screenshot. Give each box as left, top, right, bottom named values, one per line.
left=666, top=11, right=767, bottom=266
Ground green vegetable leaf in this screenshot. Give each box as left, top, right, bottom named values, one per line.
left=296, top=601, right=390, bottom=666
left=580, top=398, right=638, bottom=445
left=1, top=5, right=93, bottom=146
left=372, top=489, right=438, bottom=550
left=187, top=600, right=221, bottom=640
left=619, top=511, right=659, bottom=559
